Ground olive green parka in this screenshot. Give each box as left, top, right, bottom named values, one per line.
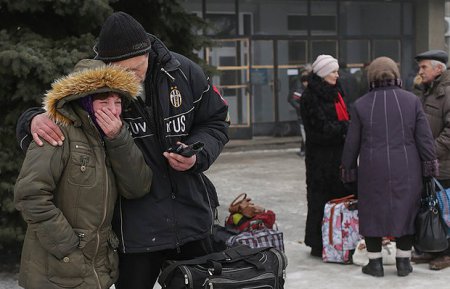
left=14, top=60, right=152, bottom=289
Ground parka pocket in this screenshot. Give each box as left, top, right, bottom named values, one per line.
left=93, top=241, right=119, bottom=287
left=68, top=142, right=96, bottom=187
left=425, top=103, right=441, bottom=115
left=106, top=229, right=119, bottom=280
left=47, top=249, right=87, bottom=287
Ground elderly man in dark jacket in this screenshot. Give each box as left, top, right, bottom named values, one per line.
left=16, top=12, right=229, bottom=289
left=413, top=49, right=450, bottom=270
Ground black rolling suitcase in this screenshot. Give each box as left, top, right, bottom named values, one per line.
left=158, top=245, right=288, bottom=289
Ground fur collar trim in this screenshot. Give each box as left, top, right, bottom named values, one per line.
left=44, top=63, right=141, bottom=126
left=307, top=73, right=341, bottom=102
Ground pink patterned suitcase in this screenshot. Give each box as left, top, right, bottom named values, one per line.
left=322, top=195, right=360, bottom=263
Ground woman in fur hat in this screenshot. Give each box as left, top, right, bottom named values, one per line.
left=14, top=59, right=152, bottom=289
left=299, top=55, right=350, bottom=257
left=341, top=57, right=438, bottom=277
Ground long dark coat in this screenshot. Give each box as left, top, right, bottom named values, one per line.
left=341, top=84, right=437, bottom=237
left=300, top=74, right=349, bottom=250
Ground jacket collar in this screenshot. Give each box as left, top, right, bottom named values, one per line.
left=148, top=34, right=180, bottom=72
left=369, top=79, right=402, bottom=90
left=306, top=73, right=341, bottom=102
left=427, top=70, right=450, bottom=97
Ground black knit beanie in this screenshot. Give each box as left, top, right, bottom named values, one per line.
left=94, top=12, right=152, bottom=62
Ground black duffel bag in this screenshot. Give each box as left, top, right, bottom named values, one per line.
left=158, top=245, right=288, bottom=289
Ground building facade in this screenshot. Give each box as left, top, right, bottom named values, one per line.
left=181, top=0, right=447, bottom=139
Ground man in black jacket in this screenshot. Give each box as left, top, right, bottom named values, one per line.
left=16, top=12, right=229, bottom=289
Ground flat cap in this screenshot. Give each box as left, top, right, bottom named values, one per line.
left=415, top=49, right=448, bottom=64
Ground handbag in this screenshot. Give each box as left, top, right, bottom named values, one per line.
left=157, top=245, right=288, bottom=289
left=414, top=179, right=449, bottom=252
left=434, top=178, right=450, bottom=235
left=226, top=193, right=276, bottom=232
left=228, top=193, right=265, bottom=218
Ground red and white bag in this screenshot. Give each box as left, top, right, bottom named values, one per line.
left=322, top=195, right=360, bottom=264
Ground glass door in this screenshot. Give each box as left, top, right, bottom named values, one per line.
left=251, top=40, right=275, bottom=124
left=206, top=38, right=252, bottom=139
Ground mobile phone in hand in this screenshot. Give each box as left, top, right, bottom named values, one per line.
left=166, top=141, right=204, bottom=157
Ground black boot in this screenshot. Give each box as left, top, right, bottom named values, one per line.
left=396, top=258, right=413, bottom=277
left=362, top=258, right=384, bottom=277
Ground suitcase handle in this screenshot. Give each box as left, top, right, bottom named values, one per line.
left=329, top=194, right=356, bottom=204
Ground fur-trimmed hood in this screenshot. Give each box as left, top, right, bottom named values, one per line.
left=43, top=59, right=141, bottom=126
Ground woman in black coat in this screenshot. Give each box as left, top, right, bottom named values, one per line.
left=299, top=55, right=350, bottom=257
left=341, top=57, right=438, bottom=277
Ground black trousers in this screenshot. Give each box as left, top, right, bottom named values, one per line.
left=365, top=235, right=414, bottom=253
left=115, top=238, right=213, bottom=289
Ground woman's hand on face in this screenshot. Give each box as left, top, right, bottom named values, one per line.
left=95, top=107, right=122, bottom=139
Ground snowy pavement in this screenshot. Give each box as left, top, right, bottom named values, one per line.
left=2, top=147, right=449, bottom=288
left=208, top=149, right=450, bottom=289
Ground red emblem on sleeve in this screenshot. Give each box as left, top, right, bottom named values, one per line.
left=213, top=85, right=228, bottom=105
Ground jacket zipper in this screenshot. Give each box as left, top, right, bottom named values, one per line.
left=75, top=144, right=90, bottom=150
left=154, top=63, right=182, bottom=251
left=119, top=198, right=126, bottom=253
left=88, top=116, right=108, bottom=288
left=180, top=265, right=193, bottom=289
left=199, top=174, right=216, bottom=234
left=161, top=67, right=175, bottom=82
left=91, top=160, right=108, bottom=289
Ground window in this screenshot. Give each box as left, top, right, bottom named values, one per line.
left=373, top=40, right=400, bottom=61
left=287, top=15, right=336, bottom=34
left=340, top=40, right=370, bottom=65
left=288, top=41, right=307, bottom=65
left=287, top=15, right=308, bottom=31
left=206, top=13, right=236, bottom=36
left=311, top=41, right=337, bottom=61
left=311, top=1, right=337, bottom=35
left=340, top=1, right=401, bottom=36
